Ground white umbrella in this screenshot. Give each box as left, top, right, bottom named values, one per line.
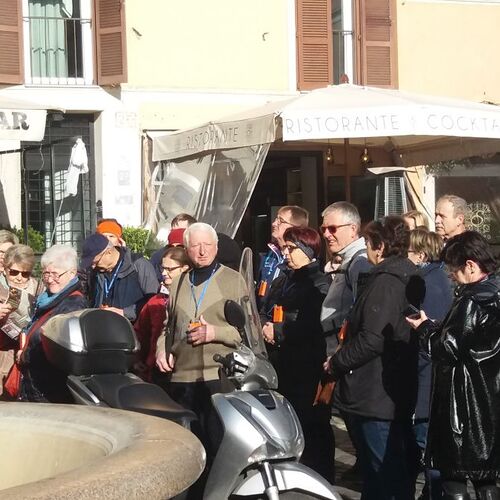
left=0, top=94, right=62, bottom=142
left=152, top=84, right=500, bottom=167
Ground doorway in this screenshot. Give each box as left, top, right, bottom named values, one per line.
left=237, top=150, right=323, bottom=254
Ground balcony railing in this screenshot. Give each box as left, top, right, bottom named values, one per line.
left=333, top=29, right=355, bottom=84
left=24, top=15, right=92, bottom=85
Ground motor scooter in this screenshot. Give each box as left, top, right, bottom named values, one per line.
left=40, top=249, right=340, bottom=500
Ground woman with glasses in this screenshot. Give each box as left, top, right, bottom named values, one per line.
left=134, top=246, right=190, bottom=383
left=261, top=226, right=334, bottom=483
left=0, top=244, right=39, bottom=397
left=407, top=231, right=500, bottom=500
left=17, top=245, right=87, bottom=402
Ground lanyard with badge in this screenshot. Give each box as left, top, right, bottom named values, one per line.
left=189, top=265, right=218, bottom=327
left=102, top=259, right=123, bottom=305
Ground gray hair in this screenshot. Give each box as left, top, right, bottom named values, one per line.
left=437, top=195, right=468, bottom=217
left=322, top=201, right=361, bottom=229
left=3, top=244, right=35, bottom=270
left=0, top=230, right=19, bottom=246
left=184, top=223, right=218, bottom=247
left=41, top=245, right=78, bottom=271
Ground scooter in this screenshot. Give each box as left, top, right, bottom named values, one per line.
left=40, top=250, right=340, bottom=499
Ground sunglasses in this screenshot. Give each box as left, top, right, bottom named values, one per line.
left=319, top=223, right=352, bottom=235
left=7, top=269, right=31, bottom=279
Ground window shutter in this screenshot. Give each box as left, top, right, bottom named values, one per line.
left=358, top=0, right=397, bottom=88
left=0, top=0, right=24, bottom=84
left=296, top=0, right=333, bottom=91
left=95, top=0, right=127, bottom=85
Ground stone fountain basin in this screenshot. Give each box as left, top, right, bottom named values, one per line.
left=0, top=402, right=205, bottom=499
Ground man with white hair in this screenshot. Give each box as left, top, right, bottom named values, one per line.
left=156, top=222, right=246, bottom=457
left=320, top=201, right=372, bottom=352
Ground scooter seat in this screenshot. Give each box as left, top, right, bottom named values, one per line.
left=86, top=373, right=197, bottom=428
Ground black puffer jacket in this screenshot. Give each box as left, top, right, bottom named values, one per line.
left=418, top=274, right=500, bottom=480
left=331, top=256, right=423, bottom=420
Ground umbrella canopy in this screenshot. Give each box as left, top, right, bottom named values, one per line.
left=0, top=94, right=62, bottom=142
left=152, top=84, right=500, bottom=167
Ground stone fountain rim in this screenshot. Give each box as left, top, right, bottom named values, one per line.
left=0, top=402, right=205, bottom=500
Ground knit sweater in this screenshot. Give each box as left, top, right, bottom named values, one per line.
left=157, top=264, right=246, bottom=383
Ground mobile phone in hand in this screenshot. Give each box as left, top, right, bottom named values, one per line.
left=6, top=287, right=21, bottom=311
left=403, top=304, right=420, bottom=319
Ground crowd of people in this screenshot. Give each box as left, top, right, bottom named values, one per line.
left=0, top=194, right=498, bottom=500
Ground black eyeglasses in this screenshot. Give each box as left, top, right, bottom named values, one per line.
left=275, top=215, right=298, bottom=227
left=161, top=265, right=183, bottom=274
left=42, top=270, right=70, bottom=282
left=7, top=269, right=31, bottom=279
left=319, top=223, right=352, bottom=235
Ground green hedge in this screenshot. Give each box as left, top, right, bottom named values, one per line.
left=122, top=226, right=162, bottom=258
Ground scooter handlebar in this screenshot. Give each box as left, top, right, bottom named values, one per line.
left=213, top=353, right=231, bottom=370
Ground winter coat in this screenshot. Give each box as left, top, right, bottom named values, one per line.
left=90, top=247, right=159, bottom=323
left=418, top=274, right=500, bottom=481
left=263, top=260, right=329, bottom=417
left=134, top=292, right=168, bottom=381
left=414, top=262, right=453, bottom=419
left=331, top=256, right=423, bottom=420
left=19, top=280, right=87, bottom=403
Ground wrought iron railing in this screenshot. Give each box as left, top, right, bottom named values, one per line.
left=333, top=29, right=355, bottom=84
left=25, top=15, right=91, bottom=85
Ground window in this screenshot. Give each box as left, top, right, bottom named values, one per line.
left=22, top=0, right=93, bottom=85
left=332, top=0, right=355, bottom=84
left=22, top=113, right=95, bottom=247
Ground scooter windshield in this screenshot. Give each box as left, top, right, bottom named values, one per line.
left=238, top=247, right=268, bottom=358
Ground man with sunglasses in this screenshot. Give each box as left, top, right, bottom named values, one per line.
left=81, top=233, right=159, bottom=323
left=256, top=205, right=309, bottom=309
left=320, top=202, right=372, bottom=354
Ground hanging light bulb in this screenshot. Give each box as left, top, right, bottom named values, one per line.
left=360, top=147, right=372, bottom=166
left=326, top=147, right=333, bottom=164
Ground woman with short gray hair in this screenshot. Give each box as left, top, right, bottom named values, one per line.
left=12, top=244, right=87, bottom=402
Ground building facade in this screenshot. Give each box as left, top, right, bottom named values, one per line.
left=0, top=0, right=499, bottom=247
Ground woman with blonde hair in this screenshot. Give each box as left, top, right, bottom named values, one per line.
left=407, top=229, right=453, bottom=498
left=403, top=210, right=429, bottom=230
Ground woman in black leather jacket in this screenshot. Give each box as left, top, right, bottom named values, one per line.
left=408, top=231, right=500, bottom=500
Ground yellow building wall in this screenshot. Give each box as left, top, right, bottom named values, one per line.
left=397, top=1, right=500, bottom=103
left=124, top=0, right=290, bottom=91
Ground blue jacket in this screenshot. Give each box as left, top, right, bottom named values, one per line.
left=90, top=247, right=159, bottom=322
left=256, top=243, right=283, bottom=309
left=414, top=261, right=453, bottom=419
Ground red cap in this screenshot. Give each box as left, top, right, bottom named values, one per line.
left=168, top=228, right=185, bottom=246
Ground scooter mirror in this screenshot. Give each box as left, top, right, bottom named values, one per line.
left=224, top=300, right=246, bottom=331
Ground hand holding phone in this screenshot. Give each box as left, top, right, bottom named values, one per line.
left=403, top=304, right=421, bottom=319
